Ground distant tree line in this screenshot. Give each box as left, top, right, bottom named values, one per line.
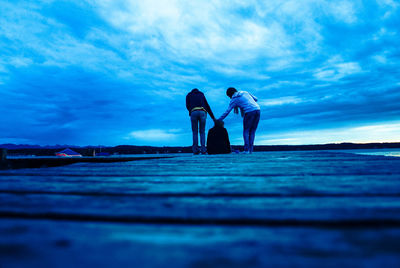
left=2, top=142, right=400, bottom=156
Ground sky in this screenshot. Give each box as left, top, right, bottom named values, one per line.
left=0, top=0, right=400, bottom=146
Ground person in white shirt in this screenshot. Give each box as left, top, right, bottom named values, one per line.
left=218, top=87, right=261, bottom=153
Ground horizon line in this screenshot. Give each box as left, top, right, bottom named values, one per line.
left=2, top=141, right=400, bottom=149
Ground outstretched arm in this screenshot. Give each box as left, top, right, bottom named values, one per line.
left=204, top=98, right=216, bottom=121
left=218, top=100, right=236, bottom=121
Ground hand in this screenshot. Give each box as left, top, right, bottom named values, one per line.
left=215, top=120, right=224, bottom=127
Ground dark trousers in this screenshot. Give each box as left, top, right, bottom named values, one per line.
left=243, top=110, right=260, bottom=153
left=191, top=110, right=207, bottom=153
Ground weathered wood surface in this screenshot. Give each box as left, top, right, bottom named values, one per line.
left=1, top=151, right=400, bottom=267
left=0, top=155, right=172, bottom=170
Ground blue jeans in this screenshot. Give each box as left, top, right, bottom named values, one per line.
left=191, top=110, right=207, bottom=153
left=243, top=110, right=260, bottom=153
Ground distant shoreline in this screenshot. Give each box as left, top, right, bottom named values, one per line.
left=2, top=142, right=400, bottom=156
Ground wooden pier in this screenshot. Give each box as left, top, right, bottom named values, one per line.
left=0, top=151, right=172, bottom=170
left=1, top=151, right=400, bottom=267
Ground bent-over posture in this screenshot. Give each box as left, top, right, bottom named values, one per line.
left=186, top=88, right=216, bottom=154
left=218, top=87, right=260, bottom=153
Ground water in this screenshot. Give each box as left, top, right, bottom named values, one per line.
left=330, top=148, right=400, bottom=157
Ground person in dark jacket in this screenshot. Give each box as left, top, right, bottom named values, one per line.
left=186, top=88, right=216, bottom=154
left=207, top=120, right=231, bottom=155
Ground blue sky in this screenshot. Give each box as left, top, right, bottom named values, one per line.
left=1, top=0, right=399, bottom=146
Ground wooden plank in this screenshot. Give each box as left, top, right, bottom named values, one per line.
left=0, top=177, right=399, bottom=195
left=1, top=151, right=400, bottom=267
left=2, top=151, right=399, bottom=176
left=0, top=156, right=173, bottom=170
left=1, top=219, right=400, bottom=268
left=1, top=193, right=400, bottom=223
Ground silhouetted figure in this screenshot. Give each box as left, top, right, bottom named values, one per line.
left=207, top=121, right=231, bottom=155
left=186, top=88, right=216, bottom=154
left=218, top=87, right=260, bottom=153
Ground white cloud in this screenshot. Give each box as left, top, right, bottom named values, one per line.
left=257, top=137, right=300, bottom=145
left=378, top=0, right=399, bottom=6
left=0, top=63, right=7, bottom=73
left=257, top=121, right=400, bottom=145
left=327, top=1, right=357, bottom=24
left=371, top=27, right=397, bottom=41
left=259, top=96, right=303, bottom=106
left=265, top=58, right=298, bottom=71
left=258, top=81, right=305, bottom=91
left=1, top=0, right=339, bottom=81
left=314, top=57, right=362, bottom=81
left=91, top=0, right=297, bottom=65
left=9, top=57, right=33, bottom=67
left=2, top=0, right=399, bottom=147
left=314, top=69, right=335, bottom=80
left=0, top=2, right=126, bottom=74
left=211, top=65, right=271, bottom=80
left=373, top=55, right=387, bottom=64
left=377, top=0, right=399, bottom=18
left=128, top=129, right=180, bottom=141
left=352, top=123, right=400, bottom=133
left=336, top=62, right=362, bottom=74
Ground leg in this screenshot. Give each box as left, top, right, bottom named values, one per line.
left=191, top=112, right=200, bottom=154
left=248, top=110, right=260, bottom=153
left=243, top=113, right=252, bottom=152
left=199, top=112, right=207, bottom=153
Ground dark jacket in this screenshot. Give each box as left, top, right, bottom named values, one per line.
left=207, top=126, right=231, bottom=155
left=186, top=89, right=215, bottom=119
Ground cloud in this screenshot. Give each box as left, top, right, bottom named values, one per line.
left=0, top=0, right=399, bottom=146
left=372, top=54, right=387, bottom=64
left=128, top=129, right=181, bottom=141
left=314, top=60, right=362, bottom=81
left=257, top=121, right=400, bottom=145
left=327, top=1, right=358, bottom=24
left=378, top=0, right=399, bottom=7
left=259, top=96, right=303, bottom=106
left=91, top=0, right=298, bottom=67
left=9, top=57, right=34, bottom=67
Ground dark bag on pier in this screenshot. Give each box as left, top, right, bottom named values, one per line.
left=207, top=126, right=231, bottom=155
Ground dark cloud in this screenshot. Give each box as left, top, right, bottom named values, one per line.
left=1, top=0, right=399, bottom=145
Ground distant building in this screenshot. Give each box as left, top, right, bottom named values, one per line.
left=55, top=148, right=82, bottom=157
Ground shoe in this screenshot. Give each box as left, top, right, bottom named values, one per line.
left=241, top=151, right=250, bottom=154
left=201, top=152, right=207, bottom=155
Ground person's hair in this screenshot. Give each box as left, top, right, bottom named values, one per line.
left=226, top=87, right=237, bottom=98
